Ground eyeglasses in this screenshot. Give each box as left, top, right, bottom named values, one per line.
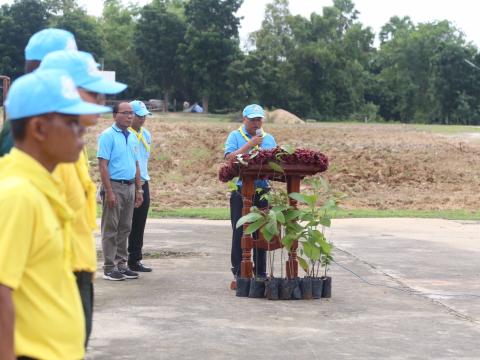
left=117, top=111, right=134, bottom=116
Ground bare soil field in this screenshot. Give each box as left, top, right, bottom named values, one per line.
left=85, top=115, right=480, bottom=211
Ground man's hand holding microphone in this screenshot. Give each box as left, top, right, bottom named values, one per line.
left=249, top=128, right=264, bottom=147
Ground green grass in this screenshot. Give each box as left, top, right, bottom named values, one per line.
left=413, top=124, right=480, bottom=134
left=140, top=207, right=480, bottom=221
left=97, top=112, right=232, bottom=123
left=97, top=205, right=229, bottom=220
left=97, top=205, right=480, bottom=220
left=149, top=207, right=229, bottom=220
left=149, top=112, right=232, bottom=123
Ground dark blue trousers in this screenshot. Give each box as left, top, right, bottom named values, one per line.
left=128, top=181, right=150, bottom=263
left=230, top=189, right=267, bottom=277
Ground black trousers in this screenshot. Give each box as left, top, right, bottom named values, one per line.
left=230, top=189, right=268, bottom=277
left=128, top=181, right=150, bottom=263
left=75, top=271, right=93, bottom=348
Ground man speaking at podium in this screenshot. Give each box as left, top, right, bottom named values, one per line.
left=224, top=104, right=277, bottom=290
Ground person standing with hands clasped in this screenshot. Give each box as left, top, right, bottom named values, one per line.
left=97, top=103, right=143, bottom=281
left=224, top=104, right=277, bottom=290
left=128, top=100, right=153, bottom=272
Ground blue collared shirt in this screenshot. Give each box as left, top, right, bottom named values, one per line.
left=97, top=124, right=139, bottom=180
left=130, top=127, right=151, bottom=181
left=224, top=125, right=277, bottom=189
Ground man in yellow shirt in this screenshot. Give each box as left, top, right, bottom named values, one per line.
left=40, top=49, right=127, bottom=346
left=0, top=69, right=110, bottom=359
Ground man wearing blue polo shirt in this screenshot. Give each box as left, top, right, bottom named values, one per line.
left=224, top=104, right=277, bottom=290
left=128, top=100, right=153, bottom=272
left=97, top=102, right=143, bottom=281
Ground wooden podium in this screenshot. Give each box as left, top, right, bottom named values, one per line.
left=239, top=164, right=327, bottom=279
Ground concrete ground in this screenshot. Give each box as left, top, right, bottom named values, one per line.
left=87, top=218, right=480, bottom=360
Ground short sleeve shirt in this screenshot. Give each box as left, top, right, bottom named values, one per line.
left=54, top=151, right=97, bottom=272
left=131, top=127, right=151, bottom=181
left=224, top=125, right=277, bottom=188
left=97, top=124, right=139, bottom=180
left=0, top=150, right=84, bottom=359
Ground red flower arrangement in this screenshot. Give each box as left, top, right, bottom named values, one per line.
left=219, top=147, right=329, bottom=182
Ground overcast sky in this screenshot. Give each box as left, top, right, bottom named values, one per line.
left=240, top=0, right=479, bottom=47
left=79, top=0, right=480, bottom=48
left=2, top=0, right=479, bottom=47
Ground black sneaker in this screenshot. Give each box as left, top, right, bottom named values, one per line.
left=119, top=268, right=139, bottom=279
left=103, top=270, right=126, bottom=281
left=128, top=261, right=152, bottom=272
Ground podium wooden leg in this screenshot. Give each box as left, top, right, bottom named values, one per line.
left=286, top=176, right=301, bottom=279
left=240, top=176, right=254, bottom=278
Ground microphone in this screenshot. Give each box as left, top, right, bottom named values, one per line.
left=255, top=128, right=263, bottom=137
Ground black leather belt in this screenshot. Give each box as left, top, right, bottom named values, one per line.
left=111, top=179, right=135, bottom=185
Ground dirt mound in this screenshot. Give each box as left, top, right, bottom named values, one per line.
left=85, top=117, right=480, bottom=211
left=266, top=109, right=305, bottom=124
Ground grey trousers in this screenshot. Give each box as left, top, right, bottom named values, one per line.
left=101, top=181, right=135, bottom=272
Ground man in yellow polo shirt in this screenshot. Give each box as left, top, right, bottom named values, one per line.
left=0, top=69, right=110, bottom=359
left=39, top=49, right=127, bottom=346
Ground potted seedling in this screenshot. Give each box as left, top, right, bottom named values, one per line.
left=297, top=229, right=333, bottom=299
left=260, top=186, right=304, bottom=300
left=227, top=146, right=336, bottom=301
left=320, top=252, right=333, bottom=298
left=235, top=200, right=282, bottom=299
left=291, top=177, right=338, bottom=300
left=235, top=148, right=296, bottom=300
left=260, top=190, right=290, bottom=300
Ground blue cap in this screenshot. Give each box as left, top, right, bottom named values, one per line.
left=130, top=100, right=151, bottom=116
left=39, top=51, right=127, bottom=94
left=24, top=28, right=77, bottom=61
left=242, top=104, right=265, bottom=119
left=5, top=69, right=111, bottom=121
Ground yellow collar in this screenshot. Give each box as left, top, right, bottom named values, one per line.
left=0, top=148, right=74, bottom=270
left=129, top=127, right=150, bottom=152
left=238, top=126, right=265, bottom=150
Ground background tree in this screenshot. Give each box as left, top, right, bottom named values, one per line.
left=378, top=16, right=414, bottom=44
left=0, top=0, right=479, bottom=123
left=375, top=19, right=479, bottom=123
left=99, top=0, right=142, bottom=98
left=252, top=0, right=293, bottom=62
left=134, top=0, right=186, bottom=111
left=178, top=0, right=243, bottom=112
left=247, top=0, right=294, bottom=111
left=51, top=6, right=104, bottom=59
left=0, top=0, right=50, bottom=79
left=249, top=0, right=374, bottom=119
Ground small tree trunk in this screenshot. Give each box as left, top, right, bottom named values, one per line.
left=163, top=92, right=169, bottom=112
left=202, top=95, right=209, bottom=113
